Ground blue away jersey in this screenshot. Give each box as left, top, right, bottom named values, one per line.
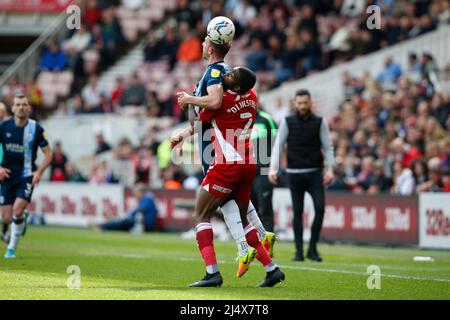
left=194, top=61, right=231, bottom=115
left=194, top=61, right=231, bottom=173
left=0, top=118, right=49, bottom=178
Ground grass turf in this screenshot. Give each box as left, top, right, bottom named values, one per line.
left=0, top=226, right=449, bottom=300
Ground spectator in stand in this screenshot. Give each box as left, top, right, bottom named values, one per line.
left=442, top=169, right=450, bottom=192
left=115, top=137, right=135, bottom=161
left=111, top=77, right=125, bottom=112
left=98, top=183, right=158, bottom=232
left=134, top=143, right=153, bottom=184
left=63, top=24, right=92, bottom=76
left=82, top=0, right=103, bottom=30
left=67, top=93, right=84, bottom=115
left=298, top=29, right=322, bottom=75
left=39, top=40, right=68, bottom=72
left=120, top=73, right=147, bottom=107
left=271, top=97, right=291, bottom=125
left=377, top=56, right=402, bottom=91
left=95, top=133, right=111, bottom=155
left=391, top=160, right=415, bottom=196
left=81, top=74, right=107, bottom=113
left=299, top=4, right=318, bottom=36
left=174, top=0, right=199, bottom=28
left=356, top=156, right=376, bottom=192
left=100, top=7, right=125, bottom=66
left=162, top=165, right=183, bottom=189
left=143, top=29, right=161, bottom=63
left=245, top=38, right=268, bottom=72
left=158, top=25, right=180, bottom=70
left=50, top=142, right=68, bottom=182
left=65, top=162, right=87, bottom=182
left=411, top=159, right=428, bottom=187
left=176, top=22, right=202, bottom=63
left=89, top=159, right=116, bottom=184
left=0, top=76, right=24, bottom=106
left=406, top=52, right=422, bottom=83
left=369, top=160, right=393, bottom=194
left=417, top=157, right=443, bottom=192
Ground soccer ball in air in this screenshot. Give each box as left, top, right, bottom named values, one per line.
left=207, top=16, right=235, bottom=45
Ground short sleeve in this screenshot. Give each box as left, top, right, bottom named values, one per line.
left=199, top=108, right=216, bottom=122
left=206, top=67, right=223, bottom=87
left=36, top=124, right=49, bottom=148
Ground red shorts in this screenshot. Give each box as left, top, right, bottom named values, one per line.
left=201, top=162, right=257, bottom=204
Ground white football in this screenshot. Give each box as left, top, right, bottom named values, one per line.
left=207, top=16, right=235, bottom=45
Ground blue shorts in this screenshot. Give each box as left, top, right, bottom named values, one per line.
left=0, top=176, right=34, bottom=205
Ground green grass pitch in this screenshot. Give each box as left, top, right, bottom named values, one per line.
left=0, top=226, right=449, bottom=300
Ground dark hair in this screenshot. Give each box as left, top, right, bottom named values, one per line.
left=210, top=41, right=231, bottom=57
left=235, top=66, right=256, bottom=94
left=295, top=89, right=311, bottom=99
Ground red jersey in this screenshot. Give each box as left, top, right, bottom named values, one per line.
left=200, top=89, right=257, bottom=164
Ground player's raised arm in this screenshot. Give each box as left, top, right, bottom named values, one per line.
left=177, top=83, right=224, bottom=111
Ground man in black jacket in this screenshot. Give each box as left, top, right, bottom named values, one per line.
left=269, top=89, right=334, bottom=262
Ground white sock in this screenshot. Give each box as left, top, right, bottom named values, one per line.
left=206, top=264, right=219, bottom=274
left=220, top=200, right=248, bottom=257
left=247, top=202, right=266, bottom=240
left=264, top=262, right=277, bottom=273
left=8, top=217, right=25, bottom=251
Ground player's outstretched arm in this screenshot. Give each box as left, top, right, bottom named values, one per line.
left=32, top=145, right=53, bottom=186
left=177, top=84, right=223, bottom=111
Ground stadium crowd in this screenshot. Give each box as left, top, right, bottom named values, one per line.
left=328, top=52, right=450, bottom=194
left=2, top=0, right=450, bottom=119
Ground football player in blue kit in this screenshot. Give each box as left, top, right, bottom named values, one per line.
left=0, top=95, right=53, bottom=259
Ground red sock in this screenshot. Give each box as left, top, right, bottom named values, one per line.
left=196, top=223, right=217, bottom=267
left=245, top=227, right=272, bottom=266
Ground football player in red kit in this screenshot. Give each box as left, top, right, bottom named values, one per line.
left=173, top=67, right=285, bottom=287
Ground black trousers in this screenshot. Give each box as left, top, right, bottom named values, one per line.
left=251, top=174, right=274, bottom=232
left=287, top=170, right=325, bottom=255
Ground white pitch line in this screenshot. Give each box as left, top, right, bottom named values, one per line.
left=84, top=251, right=450, bottom=284
left=178, top=256, right=450, bottom=284
left=278, top=264, right=450, bottom=283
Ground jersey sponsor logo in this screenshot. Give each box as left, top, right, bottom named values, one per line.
left=43, top=132, right=49, bottom=142
left=211, top=69, right=220, bottom=78
left=212, top=184, right=232, bottom=194
left=5, top=143, right=25, bottom=153
left=6, top=132, right=11, bottom=138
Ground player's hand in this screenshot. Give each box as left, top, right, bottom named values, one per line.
left=176, top=91, right=191, bottom=109
left=323, top=168, right=334, bottom=186
left=170, top=134, right=185, bottom=156
left=268, top=169, right=278, bottom=185
left=170, top=133, right=183, bottom=149
left=0, top=167, right=11, bottom=181
left=32, top=171, right=42, bottom=186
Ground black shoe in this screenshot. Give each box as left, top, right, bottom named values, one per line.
left=292, top=254, right=304, bottom=262
left=189, top=272, right=223, bottom=287
left=258, top=267, right=285, bottom=287
left=306, top=250, right=323, bottom=262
